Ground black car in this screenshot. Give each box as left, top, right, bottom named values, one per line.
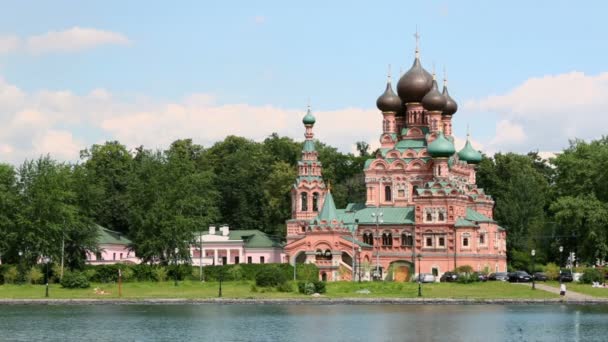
left=533, top=272, right=548, bottom=281
left=472, top=272, right=488, bottom=282
left=508, top=271, right=532, bottom=283
left=440, top=272, right=459, bottom=282
left=559, top=270, right=573, bottom=282
left=488, top=272, right=509, bottom=281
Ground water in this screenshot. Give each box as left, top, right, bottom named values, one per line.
left=0, top=304, right=606, bottom=341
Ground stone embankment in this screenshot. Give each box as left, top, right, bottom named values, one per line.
left=1, top=297, right=608, bottom=305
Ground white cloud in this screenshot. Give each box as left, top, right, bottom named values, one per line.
left=26, top=27, right=130, bottom=54
left=253, top=16, right=266, bottom=25
left=32, top=130, right=82, bottom=161
left=0, top=35, right=19, bottom=54
left=465, top=71, right=608, bottom=152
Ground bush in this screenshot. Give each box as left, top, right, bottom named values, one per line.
left=456, top=265, right=474, bottom=274
left=544, top=263, right=560, bottom=280
left=298, top=281, right=326, bottom=294
left=255, top=266, right=287, bottom=287
left=228, top=265, right=244, bottom=281
left=277, top=281, right=294, bottom=293
left=580, top=268, right=603, bottom=284
left=29, top=267, right=44, bottom=284
left=61, top=272, right=90, bottom=289
left=154, top=267, right=168, bottom=282
left=3, top=266, right=18, bottom=284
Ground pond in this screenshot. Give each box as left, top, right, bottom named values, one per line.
left=1, top=304, right=607, bottom=341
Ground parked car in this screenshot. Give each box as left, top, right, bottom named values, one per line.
left=508, top=271, right=532, bottom=283
left=533, top=272, right=548, bottom=281
left=473, top=272, right=488, bottom=282
left=488, top=272, right=509, bottom=281
left=440, top=272, right=459, bottom=282
left=559, top=269, right=573, bottom=282
left=415, top=273, right=436, bottom=283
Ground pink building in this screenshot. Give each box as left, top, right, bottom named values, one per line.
left=190, top=225, right=283, bottom=266
left=284, top=42, right=507, bottom=281
left=86, top=225, right=140, bottom=265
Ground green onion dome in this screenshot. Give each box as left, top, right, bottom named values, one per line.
left=421, top=78, right=446, bottom=112
left=376, top=80, right=401, bottom=112
left=458, top=139, right=482, bottom=164
left=397, top=56, right=433, bottom=104
left=302, top=107, right=316, bottom=125
left=427, top=132, right=456, bottom=158
left=442, top=84, right=458, bottom=116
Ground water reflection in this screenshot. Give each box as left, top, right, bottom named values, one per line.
left=1, top=304, right=608, bottom=341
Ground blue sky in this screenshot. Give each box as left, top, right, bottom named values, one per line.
left=0, top=0, right=606, bottom=163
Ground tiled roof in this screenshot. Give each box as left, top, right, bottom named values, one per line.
left=97, top=225, right=131, bottom=245
left=465, top=208, right=495, bottom=223
left=341, top=235, right=373, bottom=248
left=455, top=217, right=479, bottom=228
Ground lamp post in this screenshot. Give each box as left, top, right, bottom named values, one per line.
left=43, top=256, right=50, bottom=298
left=417, top=253, right=422, bottom=297
left=357, top=247, right=362, bottom=283
left=18, top=251, right=23, bottom=285
left=559, top=245, right=564, bottom=284
left=174, top=247, right=179, bottom=287
left=371, top=211, right=383, bottom=280
left=531, top=249, right=536, bottom=290
left=218, top=259, right=223, bottom=298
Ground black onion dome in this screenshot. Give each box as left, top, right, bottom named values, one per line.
left=376, top=80, right=401, bottom=112
left=397, top=57, right=433, bottom=103
left=421, top=78, right=446, bottom=112
left=442, top=84, right=458, bottom=116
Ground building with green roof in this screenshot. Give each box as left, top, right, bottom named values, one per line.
left=284, top=47, right=507, bottom=282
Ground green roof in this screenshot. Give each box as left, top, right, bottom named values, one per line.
left=316, top=191, right=339, bottom=223
left=394, top=139, right=427, bottom=150
left=228, top=230, right=283, bottom=248
left=341, top=235, right=373, bottom=248
left=302, top=108, right=316, bottom=125
left=303, top=140, right=316, bottom=152
left=97, top=225, right=131, bottom=245
left=458, top=139, right=482, bottom=164
left=428, top=132, right=456, bottom=158
left=465, top=208, right=495, bottom=223
left=340, top=206, right=415, bottom=226
left=455, top=217, right=479, bottom=228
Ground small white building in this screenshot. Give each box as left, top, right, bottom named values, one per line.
left=190, top=225, right=284, bottom=266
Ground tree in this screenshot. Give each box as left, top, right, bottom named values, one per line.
left=0, top=164, right=18, bottom=263
left=79, top=141, right=133, bottom=234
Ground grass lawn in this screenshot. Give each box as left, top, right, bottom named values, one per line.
left=0, top=280, right=558, bottom=300
left=543, top=281, right=608, bottom=298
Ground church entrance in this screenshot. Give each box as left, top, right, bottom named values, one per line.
left=389, top=261, right=413, bottom=282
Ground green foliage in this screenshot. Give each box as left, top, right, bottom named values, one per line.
left=60, top=272, right=90, bottom=288
left=3, top=266, right=18, bottom=284
left=276, top=281, right=294, bottom=292
left=297, top=281, right=326, bottom=294
left=227, top=265, right=244, bottom=281
left=580, top=268, right=604, bottom=284
left=455, top=265, right=473, bottom=274
left=153, top=267, right=168, bottom=282
left=28, top=267, right=43, bottom=284
left=255, top=266, right=287, bottom=287
left=545, top=263, right=560, bottom=280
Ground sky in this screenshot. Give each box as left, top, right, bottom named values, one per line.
left=0, top=0, right=607, bottom=164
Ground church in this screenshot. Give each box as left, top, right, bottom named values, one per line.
left=283, top=40, right=507, bottom=282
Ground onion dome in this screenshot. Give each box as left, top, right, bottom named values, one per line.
left=421, top=76, right=446, bottom=112
left=428, top=131, right=456, bottom=158
left=458, top=138, right=482, bottom=164
left=442, top=81, right=458, bottom=116
left=302, top=106, right=315, bottom=125
left=397, top=56, right=433, bottom=103
left=376, top=78, right=401, bottom=112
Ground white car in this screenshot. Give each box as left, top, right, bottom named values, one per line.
left=415, top=273, right=436, bottom=283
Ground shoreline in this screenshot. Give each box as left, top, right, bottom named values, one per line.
left=1, top=297, right=608, bottom=305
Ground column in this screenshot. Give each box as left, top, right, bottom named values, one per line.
left=239, top=248, right=243, bottom=264
left=227, top=249, right=231, bottom=265
left=214, top=249, right=218, bottom=265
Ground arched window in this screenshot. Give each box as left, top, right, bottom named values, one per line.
left=363, top=232, right=373, bottom=246
left=463, top=237, right=469, bottom=247
left=426, top=212, right=433, bottom=222
left=438, top=237, right=445, bottom=247
left=401, top=233, right=413, bottom=246
left=301, top=192, right=308, bottom=211
left=312, top=192, right=319, bottom=212
left=401, top=233, right=408, bottom=246
left=382, top=233, right=393, bottom=246
left=438, top=212, right=445, bottom=221
left=408, top=234, right=414, bottom=246
left=384, top=185, right=392, bottom=202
